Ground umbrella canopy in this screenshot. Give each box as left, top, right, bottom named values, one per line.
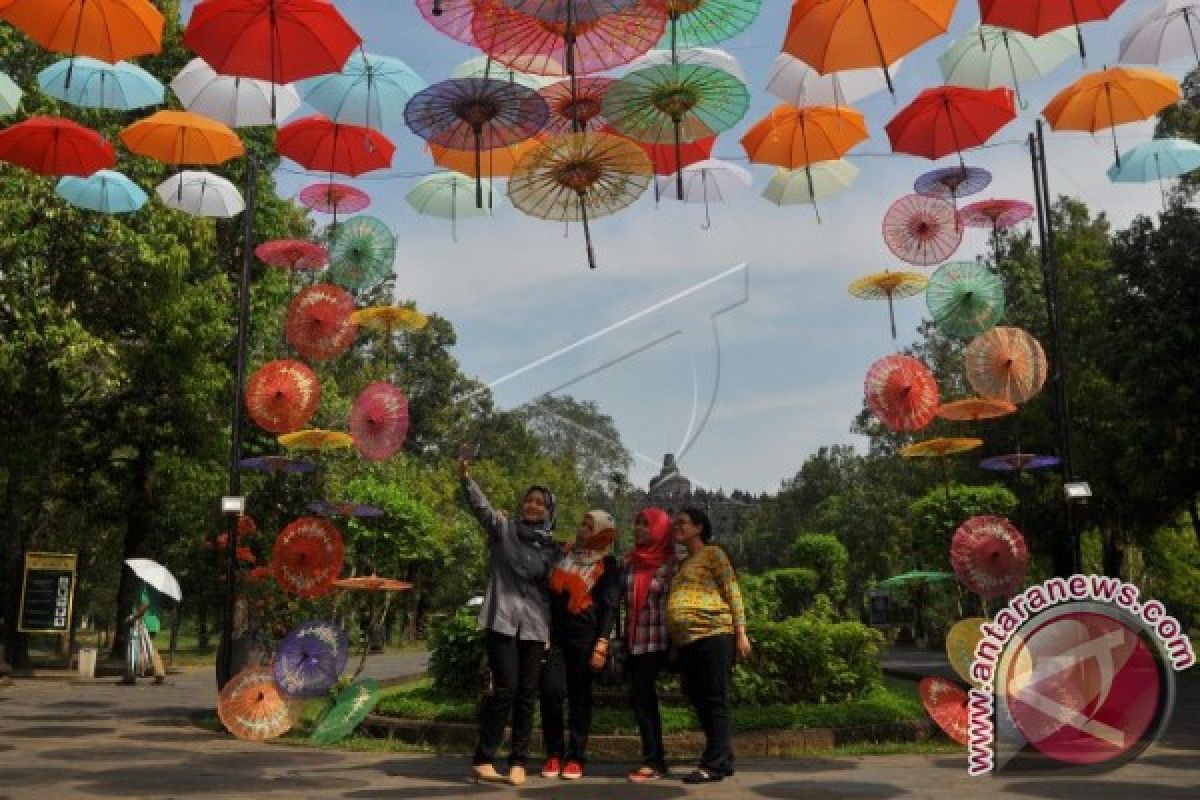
left=926, top=260, right=1006, bottom=339
left=300, top=51, right=425, bottom=131
left=351, top=306, right=429, bottom=333
left=271, top=516, right=345, bottom=599
left=959, top=198, right=1035, bottom=232
left=1, top=0, right=164, bottom=64
left=285, top=283, right=358, bottom=361
left=979, top=453, right=1061, bottom=471
left=311, top=678, right=381, bottom=745
left=0, top=116, right=115, bottom=176
left=782, top=0, right=955, bottom=94
left=886, top=86, right=1016, bottom=166
left=239, top=455, right=315, bottom=474
left=965, top=326, right=1048, bottom=404
left=760, top=160, right=861, bottom=216
left=765, top=53, right=897, bottom=107
left=448, top=55, right=558, bottom=90
left=406, top=172, right=490, bottom=240
left=848, top=269, right=928, bottom=340
left=278, top=429, right=355, bottom=451
left=980, top=0, right=1125, bottom=59
left=124, top=558, right=182, bottom=602
left=121, top=110, right=243, bottom=165
left=951, top=515, right=1030, bottom=598
left=632, top=47, right=747, bottom=83
left=741, top=104, right=868, bottom=169
left=882, top=194, right=962, bottom=267
left=938, top=25, right=1076, bottom=108
left=605, top=124, right=716, bottom=176
left=946, top=618, right=988, bottom=688
left=658, top=0, right=762, bottom=49
left=1108, top=137, right=1200, bottom=183
left=245, top=359, right=321, bottom=434
left=155, top=171, right=245, bottom=217
left=274, top=620, right=349, bottom=697
left=0, top=71, right=22, bottom=116
left=55, top=169, right=147, bottom=213
left=333, top=576, right=412, bottom=591
left=538, top=77, right=614, bottom=135
left=1120, top=0, right=1200, bottom=67
left=877, top=570, right=955, bottom=587
left=309, top=501, right=386, bottom=518
left=329, top=215, right=396, bottom=290
left=170, top=58, right=302, bottom=128
left=218, top=666, right=295, bottom=741
left=277, top=116, right=395, bottom=176
left=901, top=437, right=984, bottom=458
left=936, top=397, right=1017, bottom=422
left=298, top=182, right=370, bottom=232
left=255, top=239, right=329, bottom=271
left=350, top=381, right=411, bottom=461
left=864, top=354, right=940, bottom=432
left=38, top=57, right=163, bottom=110
left=914, top=166, right=992, bottom=204
left=919, top=676, right=970, bottom=745
left=655, top=158, right=751, bottom=228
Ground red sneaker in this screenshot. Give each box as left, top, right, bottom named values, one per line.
left=540, top=758, right=562, bottom=778
left=561, top=761, right=583, bottom=780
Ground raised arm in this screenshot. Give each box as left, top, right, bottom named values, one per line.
left=459, top=459, right=505, bottom=542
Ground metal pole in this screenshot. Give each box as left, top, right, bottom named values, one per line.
left=217, top=156, right=257, bottom=689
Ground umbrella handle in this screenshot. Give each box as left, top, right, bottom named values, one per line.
left=579, top=191, right=597, bottom=269
left=862, top=2, right=895, bottom=95
left=672, top=116, right=684, bottom=201
left=887, top=292, right=897, bottom=340
left=473, top=130, right=484, bottom=209
left=700, top=170, right=711, bottom=230
left=1103, top=82, right=1120, bottom=167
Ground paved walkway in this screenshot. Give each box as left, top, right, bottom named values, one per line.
left=0, top=651, right=1195, bottom=799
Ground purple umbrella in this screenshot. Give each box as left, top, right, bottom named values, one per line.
left=273, top=620, right=349, bottom=698
left=307, top=501, right=386, bottom=518
left=914, top=165, right=992, bottom=206
left=239, top=456, right=316, bottom=475
left=979, top=453, right=1061, bottom=472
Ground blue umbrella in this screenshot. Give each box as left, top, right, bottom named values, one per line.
left=300, top=52, right=424, bottom=132
left=273, top=620, right=349, bottom=698
left=38, top=57, right=164, bottom=111
left=55, top=170, right=148, bottom=213
left=1107, top=137, right=1200, bottom=183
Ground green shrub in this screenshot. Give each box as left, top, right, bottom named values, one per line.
left=428, top=608, right=485, bottom=695
left=739, top=573, right=781, bottom=623
left=791, top=533, right=849, bottom=604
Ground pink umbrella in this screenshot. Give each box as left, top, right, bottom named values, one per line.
left=951, top=515, right=1030, bottom=598
left=350, top=381, right=410, bottom=461
left=883, top=193, right=962, bottom=267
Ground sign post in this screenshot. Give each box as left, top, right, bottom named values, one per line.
left=18, top=552, right=77, bottom=635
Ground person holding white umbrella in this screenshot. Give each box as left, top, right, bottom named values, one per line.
left=122, top=559, right=182, bottom=685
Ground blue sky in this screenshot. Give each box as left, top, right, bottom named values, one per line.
left=190, top=1, right=1185, bottom=492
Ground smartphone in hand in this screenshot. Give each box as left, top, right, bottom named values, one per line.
left=458, top=442, right=481, bottom=461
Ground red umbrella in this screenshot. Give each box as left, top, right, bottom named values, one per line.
left=245, top=359, right=321, bottom=434
left=979, top=0, right=1125, bottom=60
left=885, top=87, right=1016, bottom=167
left=278, top=116, right=394, bottom=177
left=883, top=193, right=962, bottom=267
left=539, top=77, right=614, bottom=135
left=951, top=515, right=1030, bottom=598
left=350, top=381, right=410, bottom=461
left=959, top=198, right=1034, bottom=265
left=255, top=239, right=329, bottom=272
left=864, top=354, right=940, bottom=432
left=601, top=123, right=714, bottom=202
left=0, top=116, right=115, bottom=176
left=285, top=283, right=357, bottom=362
left=271, top=516, right=345, bottom=599
left=919, top=677, right=969, bottom=745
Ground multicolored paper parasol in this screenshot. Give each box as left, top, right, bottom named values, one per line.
left=946, top=618, right=987, bottom=688
left=882, top=194, right=962, bottom=267
left=217, top=666, right=295, bottom=741
left=538, top=77, right=613, bottom=135
left=979, top=453, right=1061, bottom=472
left=965, top=326, right=1048, bottom=404
left=863, top=354, right=940, bottom=432
left=245, top=359, right=321, bottom=434
left=255, top=240, right=329, bottom=272
left=285, top=283, right=357, bottom=362
left=278, top=429, right=356, bottom=452
left=951, top=515, right=1030, bottom=598
left=333, top=576, right=413, bottom=592
left=274, top=620, right=349, bottom=698
left=328, top=215, right=396, bottom=290
left=919, top=676, right=969, bottom=745
left=926, top=260, right=1006, bottom=339
left=239, top=455, right=315, bottom=475
left=847, top=270, right=928, bottom=340
left=271, top=516, right=345, bottom=599
left=311, top=678, right=380, bottom=745
left=936, top=398, right=1017, bottom=422
left=349, top=381, right=410, bottom=461
left=308, top=501, right=386, bottom=518
left=914, top=166, right=992, bottom=205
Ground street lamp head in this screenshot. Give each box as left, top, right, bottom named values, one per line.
left=1064, top=481, right=1091, bottom=501
left=221, top=495, right=246, bottom=514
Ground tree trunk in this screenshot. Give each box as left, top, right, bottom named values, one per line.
left=195, top=603, right=210, bottom=650
left=1, top=456, right=29, bottom=670
left=1102, top=524, right=1125, bottom=579
left=108, top=446, right=154, bottom=661
left=1189, top=494, right=1200, bottom=548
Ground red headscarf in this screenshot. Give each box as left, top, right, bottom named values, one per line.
left=627, top=507, right=672, bottom=644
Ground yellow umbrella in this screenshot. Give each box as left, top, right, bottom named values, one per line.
left=278, top=429, right=354, bottom=451
left=848, top=270, right=928, bottom=340
left=351, top=305, right=429, bottom=367
left=902, top=437, right=984, bottom=503
left=946, top=617, right=988, bottom=687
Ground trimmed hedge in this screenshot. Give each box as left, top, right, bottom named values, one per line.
left=428, top=609, right=486, bottom=694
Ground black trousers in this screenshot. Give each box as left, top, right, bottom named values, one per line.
left=679, top=633, right=736, bottom=776
left=628, top=650, right=670, bottom=771
left=539, top=640, right=596, bottom=764
left=474, top=631, right=544, bottom=767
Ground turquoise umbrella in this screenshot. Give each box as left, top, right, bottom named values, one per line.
left=405, top=171, right=491, bottom=242
left=938, top=25, right=1076, bottom=109
left=56, top=170, right=148, bottom=213
left=1108, top=137, right=1200, bottom=183
left=38, top=57, right=164, bottom=111
left=300, top=52, right=424, bottom=132
left=926, top=261, right=1005, bottom=339
left=329, top=215, right=396, bottom=290
left=0, top=72, right=22, bottom=116
left=660, top=0, right=762, bottom=50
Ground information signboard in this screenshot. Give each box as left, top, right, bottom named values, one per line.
left=18, top=552, right=77, bottom=634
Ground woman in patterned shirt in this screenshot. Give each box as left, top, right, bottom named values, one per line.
left=665, top=506, right=751, bottom=784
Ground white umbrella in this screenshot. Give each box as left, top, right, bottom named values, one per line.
left=939, top=25, right=1076, bottom=108
left=655, top=158, right=751, bottom=228
left=766, top=53, right=900, bottom=107
left=170, top=58, right=301, bottom=127
left=1119, top=0, right=1200, bottom=68
left=449, top=56, right=557, bottom=90
left=631, top=47, right=747, bottom=83
left=761, top=159, right=861, bottom=222
left=125, top=558, right=182, bottom=602
left=156, top=171, right=245, bottom=217
left=405, top=171, right=492, bottom=240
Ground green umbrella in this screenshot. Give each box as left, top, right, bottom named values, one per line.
left=405, top=171, right=491, bottom=242
left=660, top=0, right=762, bottom=50
left=938, top=25, right=1076, bottom=109
left=310, top=678, right=381, bottom=745
left=878, top=570, right=955, bottom=588
left=329, top=215, right=396, bottom=290
left=926, top=260, right=1005, bottom=339
left=0, top=71, right=23, bottom=116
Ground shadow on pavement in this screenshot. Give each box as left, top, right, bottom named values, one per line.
left=1138, top=752, right=1200, bottom=771
left=64, top=764, right=371, bottom=796
left=735, top=758, right=860, bottom=774
left=5, top=713, right=112, bottom=723
left=45, top=700, right=115, bottom=709
left=37, top=746, right=192, bottom=763
left=520, top=786, right=687, bottom=800
left=3, top=726, right=116, bottom=738
left=751, top=780, right=908, bottom=799
left=342, top=787, right=506, bottom=799
left=1002, top=781, right=1200, bottom=800
left=120, top=731, right=226, bottom=743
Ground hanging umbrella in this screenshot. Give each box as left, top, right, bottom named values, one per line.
left=255, top=239, right=329, bottom=272
left=936, top=397, right=1017, bottom=422
left=300, top=51, right=425, bottom=131
left=538, top=77, right=614, bottom=135
left=448, top=55, right=558, bottom=90
left=1043, top=67, right=1181, bottom=166
left=979, top=453, right=1061, bottom=471
left=0, top=71, right=23, bottom=116
left=603, top=62, right=749, bottom=199
left=979, top=0, right=1125, bottom=60
left=848, top=270, right=928, bottom=340
left=310, top=678, right=380, bottom=745
left=155, top=171, right=244, bottom=217
left=245, top=359, right=321, bottom=434
left=1120, top=0, right=1200, bottom=68
left=55, top=169, right=147, bottom=213
left=913, top=166, right=992, bottom=206
left=428, top=136, right=544, bottom=180
left=926, top=260, right=1006, bottom=339
left=508, top=131, right=653, bottom=268
left=309, top=501, right=386, bottom=519
left=863, top=354, right=940, bottom=433
left=285, top=283, right=357, bottom=361
left=217, top=666, right=295, bottom=741
left=352, top=306, right=429, bottom=334
left=761, top=160, right=860, bottom=220
left=741, top=105, right=869, bottom=169
left=274, top=620, right=349, bottom=698
left=938, top=25, right=1076, bottom=109
left=124, top=558, right=182, bottom=602
left=632, top=47, right=747, bottom=82
left=946, top=618, right=988, bottom=688
left=170, top=58, right=302, bottom=128
left=278, top=429, right=356, bottom=451
left=882, top=194, right=962, bottom=267
left=0, top=116, right=115, bottom=176
left=298, top=182, right=370, bottom=237
left=38, top=57, right=163, bottom=111
left=417, top=0, right=483, bottom=46
left=333, top=577, right=412, bottom=591
left=919, top=676, right=970, bottom=745
left=350, top=382, right=411, bottom=461
left=951, top=515, right=1030, bottom=598
left=886, top=86, right=1017, bottom=168
left=902, top=437, right=985, bottom=503
left=277, top=116, right=395, bottom=177
left=271, top=516, right=345, bottom=599
left=121, top=110, right=244, bottom=165
left=1108, top=137, right=1200, bottom=206
left=658, top=0, right=761, bottom=50
left=239, top=455, right=315, bottom=474
left=655, top=158, right=751, bottom=228
left=328, top=215, right=396, bottom=290
left=782, top=0, right=955, bottom=94
left=183, top=0, right=361, bottom=120
left=765, top=53, right=898, bottom=107
left=877, top=570, right=955, bottom=588
left=959, top=198, right=1035, bottom=267
left=965, top=326, right=1048, bottom=404
left=404, top=77, right=549, bottom=207
left=406, top=172, right=491, bottom=241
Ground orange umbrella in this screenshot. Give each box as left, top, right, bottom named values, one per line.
left=333, top=576, right=414, bottom=592
left=936, top=397, right=1018, bottom=422
left=782, top=0, right=956, bottom=94
left=217, top=666, right=295, bottom=741
left=1, top=0, right=164, bottom=64
left=1043, top=67, right=1180, bottom=166
left=919, top=676, right=969, bottom=745
left=271, top=516, right=345, bottom=598
left=740, top=104, right=868, bottom=169
left=965, top=326, right=1048, bottom=404
left=428, top=136, right=543, bottom=178
left=120, top=111, right=243, bottom=165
